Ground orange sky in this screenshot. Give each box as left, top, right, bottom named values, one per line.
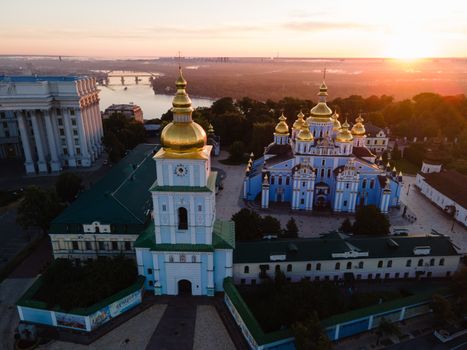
left=1, top=0, right=466, bottom=58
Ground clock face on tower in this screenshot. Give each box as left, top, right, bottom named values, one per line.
left=174, top=164, right=188, bottom=177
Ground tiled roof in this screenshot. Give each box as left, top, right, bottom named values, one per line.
left=353, top=147, right=375, bottom=158
left=234, top=233, right=459, bottom=264
left=264, top=152, right=294, bottom=167
left=365, top=123, right=383, bottom=137
left=264, top=143, right=292, bottom=155
left=421, top=170, right=467, bottom=208
left=50, top=144, right=159, bottom=234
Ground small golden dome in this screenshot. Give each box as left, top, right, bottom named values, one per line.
left=332, top=112, right=341, bottom=131
left=274, top=113, right=289, bottom=135
left=336, top=120, right=354, bottom=143
left=351, top=114, right=366, bottom=135
left=309, top=82, right=333, bottom=120
left=207, top=123, right=214, bottom=134
left=160, top=67, right=207, bottom=153
left=297, top=125, right=314, bottom=141
left=293, top=111, right=306, bottom=130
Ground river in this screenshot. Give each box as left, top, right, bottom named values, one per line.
left=98, top=81, right=213, bottom=120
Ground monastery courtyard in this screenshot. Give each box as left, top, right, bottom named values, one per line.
left=212, top=151, right=467, bottom=253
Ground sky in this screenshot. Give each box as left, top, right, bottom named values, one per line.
left=1, top=0, right=466, bottom=58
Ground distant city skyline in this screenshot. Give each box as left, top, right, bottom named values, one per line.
left=2, top=0, right=466, bottom=58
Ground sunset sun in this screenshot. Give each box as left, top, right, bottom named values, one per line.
left=386, top=31, right=435, bottom=60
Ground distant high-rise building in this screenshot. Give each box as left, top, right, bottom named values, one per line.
left=0, top=76, right=104, bottom=173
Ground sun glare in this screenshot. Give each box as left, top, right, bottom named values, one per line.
left=385, top=30, right=435, bottom=60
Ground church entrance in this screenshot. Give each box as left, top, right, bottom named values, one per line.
left=177, top=279, right=192, bottom=296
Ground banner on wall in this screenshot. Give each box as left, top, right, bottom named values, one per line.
left=55, top=312, right=87, bottom=330
left=108, top=290, right=141, bottom=318
left=89, top=306, right=111, bottom=330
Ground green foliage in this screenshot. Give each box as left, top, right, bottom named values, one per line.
left=231, top=209, right=283, bottom=240
left=404, top=143, right=425, bottom=167
left=283, top=217, right=299, bottom=238
left=228, top=140, right=246, bottom=162
left=292, top=312, right=332, bottom=350
left=55, top=172, right=83, bottom=203
left=260, top=215, right=281, bottom=235
left=431, top=294, right=457, bottom=327
left=353, top=205, right=390, bottom=235
left=392, top=143, right=401, bottom=161
left=340, top=218, right=353, bottom=233
left=452, top=267, right=467, bottom=314
left=232, top=208, right=263, bottom=241
left=35, top=257, right=137, bottom=311
left=102, top=113, right=146, bottom=162
left=375, top=317, right=401, bottom=343
left=16, top=186, right=64, bottom=234
left=249, top=122, right=275, bottom=158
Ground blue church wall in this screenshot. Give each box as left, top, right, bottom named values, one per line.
left=245, top=173, right=262, bottom=201
left=195, top=228, right=206, bottom=244
left=141, top=252, right=154, bottom=290
left=158, top=255, right=168, bottom=295
left=161, top=230, right=171, bottom=243
left=214, top=250, right=228, bottom=291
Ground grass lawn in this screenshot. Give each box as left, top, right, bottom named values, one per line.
left=393, top=159, right=420, bottom=175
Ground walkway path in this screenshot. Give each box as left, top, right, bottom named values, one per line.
left=145, top=298, right=197, bottom=350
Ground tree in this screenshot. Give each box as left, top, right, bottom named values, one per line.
left=431, top=294, right=457, bottom=327
left=340, top=218, right=353, bottom=233
left=352, top=205, right=390, bottom=235
left=17, top=186, right=64, bottom=234
left=375, top=317, right=401, bottom=345
left=452, top=268, right=467, bottom=314
left=283, top=217, right=299, bottom=238
left=55, top=173, right=83, bottom=203
left=292, top=312, right=332, bottom=350
left=260, top=215, right=281, bottom=235
left=392, top=143, right=401, bottom=161
left=228, top=140, right=246, bottom=163
left=231, top=208, right=262, bottom=241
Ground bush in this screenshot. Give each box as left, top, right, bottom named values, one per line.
left=352, top=205, right=390, bottom=235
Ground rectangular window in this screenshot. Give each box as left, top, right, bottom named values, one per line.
left=56, top=108, right=61, bottom=116
left=74, top=139, right=80, bottom=145
left=343, top=200, right=348, bottom=207
left=125, top=241, right=132, bottom=251
left=59, top=129, right=65, bottom=136
left=72, top=241, right=79, bottom=250
left=112, top=241, right=119, bottom=250
left=327, top=169, right=331, bottom=178
left=147, top=268, right=153, bottom=274
left=70, top=109, right=75, bottom=116
left=98, top=241, right=106, bottom=250
left=73, top=129, right=78, bottom=136
left=162, top=204, right=167, bottom=211
left=76, top=148, right=81, bottom=155
left=71, top=118, right=77, bottom=126
left=85, top=241, right=92, bottom=250
left=198, top=205, right=202, bottom=212
left=322, top=159, right=325, bottom=166
left=300, top=198, right=304, bottom=205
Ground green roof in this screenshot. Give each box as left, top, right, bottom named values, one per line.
left=134, top=219, right=235, bottom=251
left=223, top=277, right=292, bottom=345
left=321, top=285, right=450, bottom=327
left=234, top=233, right=459, bottom=264
left=149, top=171, right=218, bottom=193
left=17, top=276, right=145, bottom=316
left=50, top=144, right=159, bottom=234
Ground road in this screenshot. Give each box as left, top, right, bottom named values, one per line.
left=386, top=332, right=467, bottom=350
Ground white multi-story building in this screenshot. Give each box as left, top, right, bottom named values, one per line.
left=364, top=123, right=389, bottom=155
left=0, top=75, right=104, bottom=173
left=233, top=232, right=460, bottom=285
left=416, top=161, right=467, bottom=227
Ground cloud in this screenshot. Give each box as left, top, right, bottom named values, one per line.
left=282, top=21, right=373, bottom=32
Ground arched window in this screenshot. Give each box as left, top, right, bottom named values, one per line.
left=387, top=260, right=392, bottom=268
left=278, top=176, right=282, bottom=185
left=178, top=207, right=188, bottom=230
left=271, top=176, right=275, bottom=185
left=95, top=226, right=100, bottom=233
left=439, top=258, right=445, bottom=266
left=347, top=262, right=352, bottom=270
left=287, top=264, right=292, bottom=272
left=275, top=264, right=281, bottom=272
left=169, top=255, right=174, bottom=263
left=406, top=259, right=412, bottom=267
left=180, top=254, right=186, bottom=263
left=192, top=255, right=197, bottom=263
left=359, top=261, right=364, bottom=269
left=370, top=179, right=375, bottom=189
left=362, top=179, right=367, bottom=189
left=378, top=260, right=383, bottom=268
left=316, top=263, right=321, bottom=271
left=244, top=266, right=249, bottom=274
left=286, top=177, right=290, bottom=185
left=418, top=259, right=423, bottom=267
left=306, top=263, right=311, bottom=271
left=430, top=258, right=435, bottom=266
left=335, top=262, right=340, bottom=270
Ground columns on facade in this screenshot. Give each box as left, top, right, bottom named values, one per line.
left=43, top=109, right=61, bottom=172
left=30, top=111, right=48, bottom=173
left=17, top=111, right=36, bottom=174
left=81, top=105, right=96, bottom=161
left=63, top=108, right=77, bottom=167
left=90, top=100, right=102, bottom=153
left=261, top=175, right=270, bottom=209
left=305, top=176, right=315, bottom=211
left=75, top=108, right=91, bottom=167
left=291, top=178, right=300, bottom=210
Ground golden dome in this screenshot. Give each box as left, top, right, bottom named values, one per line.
left=309, top=81, right=333, bottom=120
left=207, top=123, right=214, bottom=134
left=293, top=111, right=306, bottom=130
left=160, top=68, right=207, bottom=154
left=297, top=125, right=314, bottom=141
left=336, top=120, right=354, bottom=143
left=332, top=112, right=341, bottom=131
left=351, top=114, right=366, bottom=135
left=274, top=113, right=289, bottom=135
